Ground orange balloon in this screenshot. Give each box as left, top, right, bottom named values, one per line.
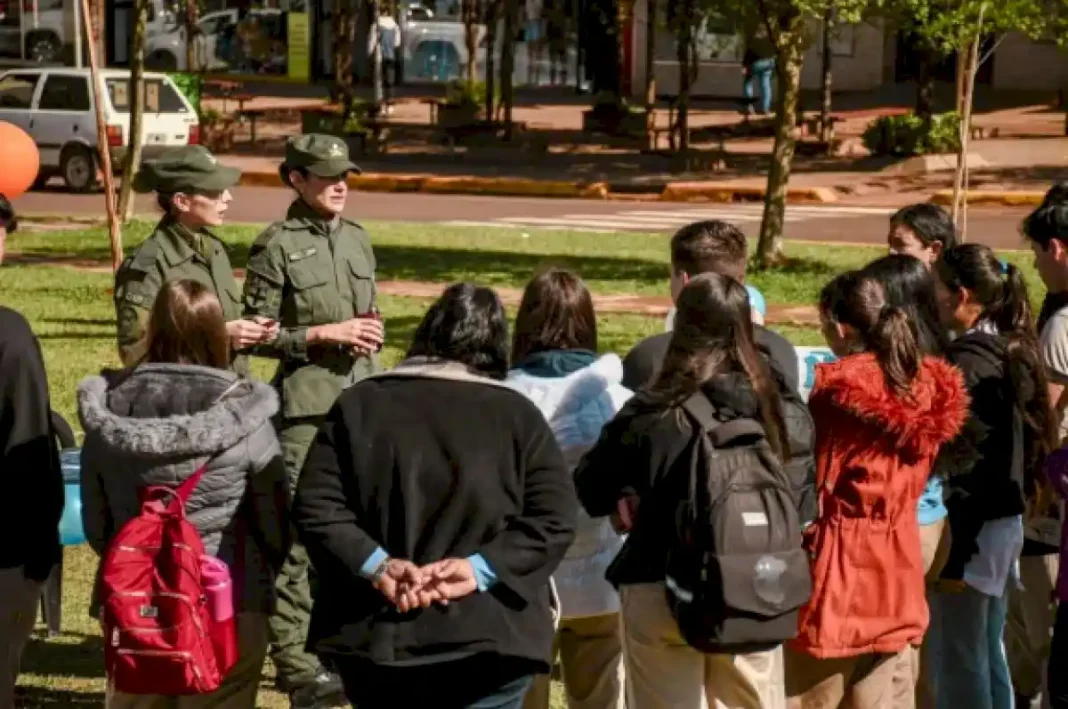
left=0, top=122, right=39, bottom=199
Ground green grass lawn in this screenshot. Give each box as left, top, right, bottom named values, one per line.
left=0, top=220, right=1044, bottom=707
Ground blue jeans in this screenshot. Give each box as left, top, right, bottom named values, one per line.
left=927, top=585, right=1013, bottom=709
left=743, top=58, right=775, bottom=114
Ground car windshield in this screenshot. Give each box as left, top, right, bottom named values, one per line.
left=106, top=78, right=189, bottom=114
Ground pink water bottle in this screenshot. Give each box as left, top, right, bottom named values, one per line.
left=200, top=555, right=234, bottom=622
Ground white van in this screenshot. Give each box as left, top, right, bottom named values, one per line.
left=0, top=67, right=199, bottom=192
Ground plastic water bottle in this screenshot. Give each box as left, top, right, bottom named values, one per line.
left=745, top=285, right=767, bottom=319
left=58, top=449, right=86, bottom=547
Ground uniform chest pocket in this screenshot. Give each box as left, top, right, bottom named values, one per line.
left=287, top=258, right=335, bottom=325
left=347, top=259, right=375, bottom=314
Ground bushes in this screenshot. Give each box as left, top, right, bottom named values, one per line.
left=862, top=112, right=962, bottom=157
left=168, top=73, right=202, bottom=115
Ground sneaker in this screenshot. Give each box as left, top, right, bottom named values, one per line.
left=288, top=667, right=347, bottom=709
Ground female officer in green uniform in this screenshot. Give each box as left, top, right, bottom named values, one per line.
left=114, top=145, right=276, bottom=371
left=242, top=134, right=383, bottom=709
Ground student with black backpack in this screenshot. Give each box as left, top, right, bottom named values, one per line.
left=576, top=273, right=807, bottom=709
left=787, top=272, right=968, bottom=709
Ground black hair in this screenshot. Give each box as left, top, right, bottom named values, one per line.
left=1022, top=182, right=1068, bottom=249
left=157, top=193, right=175, bottom=214
left=820, top=271, right=921, bottom=396
left=862, top=254, right=949, bottom=355
left=889, top=203, right=957, bottom=250
left=934, top=244, right=1058, bottom=482
left=0, top=194, right=18, bottom=233
left=407, top=282, right=510, bottom=380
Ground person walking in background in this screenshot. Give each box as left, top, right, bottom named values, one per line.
left=789, top=271, right=967, bottom=709
left=113, top=146, right=275, bottom=372
left=0, top=193, right=18, bottom=266
left=927, top=245, right=1057, bottom=709
left=1020, top=186, right=1068, bottom=709
left=368, top=3, right=401, bottom=112
left=0, top=305, right=64, bottom=709
left=77, top=280, right=291, bottom=709
left=859, top=255, right=953, bottom=709
left=293, top=283, right=577, bottom=708
left=242, top=135, right=382, bottom=709
left=506, top=269, right=631, bottom=709
left=742, top=24, right=776, bottom=116
left=887, top=203, right=958, bottom=269
left=576, top=273, right=795, bottom=709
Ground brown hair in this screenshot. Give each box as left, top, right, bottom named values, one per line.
left=830, top=274, right=921, bottom=396
left=144, top=279, right=230, bottom=369
left=512, top=268, right=598, bottom=363
left=649, top=273, right=789, bottom=460
left=670, top=220, right=748, bottom=282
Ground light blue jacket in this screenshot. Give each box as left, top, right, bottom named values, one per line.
left=506, top=354, right=632, bottom=619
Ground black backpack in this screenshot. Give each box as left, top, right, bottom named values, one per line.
left=665, top=393, right=812, bottom=654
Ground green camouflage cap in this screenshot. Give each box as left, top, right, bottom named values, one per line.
left=282, top=134, right=361, bottom=178
left=132, top=145, right=241, bottom=194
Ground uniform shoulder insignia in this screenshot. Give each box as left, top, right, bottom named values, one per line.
left=339, top=217, right=365, bottom=231
left=250, top=222, right=286, bottom=249
left=126, top=238, right=163, bottom=272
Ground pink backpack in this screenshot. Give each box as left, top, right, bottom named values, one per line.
left=99, top=463, right=238, bottom=695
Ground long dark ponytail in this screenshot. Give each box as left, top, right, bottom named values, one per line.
left=821, top=273, right=921, bottom=396
left=935, top=244, right=1058, bottom=479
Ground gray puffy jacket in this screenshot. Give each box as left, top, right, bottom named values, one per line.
left=78, top=363, right=290, bottom=615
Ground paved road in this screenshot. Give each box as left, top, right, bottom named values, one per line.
left=13, top=186, right=1034, bottom=250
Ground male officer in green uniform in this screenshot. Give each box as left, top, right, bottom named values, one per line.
left=113, top=145, right=275, bottom=370
left=243, top=135, right=383, bottom=709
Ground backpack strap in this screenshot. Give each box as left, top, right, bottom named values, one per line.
left=681, top=393, right=768, bottom=446
left=174, top=462, right=210, bottom=506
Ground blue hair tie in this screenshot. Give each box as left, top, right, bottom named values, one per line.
left=1000, top=259, right=1010, bottom=275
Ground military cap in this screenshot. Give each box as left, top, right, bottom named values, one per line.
left=132, top=145, right=241, bottom=194
left=281, top=134, right=362, bottom=179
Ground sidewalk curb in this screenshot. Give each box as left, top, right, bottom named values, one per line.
left=929, top=189, right=1046, bottom=207
left=235, top=169, right=841, bottom=203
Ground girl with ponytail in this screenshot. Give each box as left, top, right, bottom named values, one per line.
left=787, top=273, right=968, bottom=708
left=929, top=244, right=1058, bottom=709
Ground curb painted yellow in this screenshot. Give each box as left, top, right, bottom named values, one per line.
left=659, top=182, right=839, bottom=204
left=929, top=189, right=1046, bottom=207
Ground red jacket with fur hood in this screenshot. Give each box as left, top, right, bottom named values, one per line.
left=793, top=353, right=968, bottom=659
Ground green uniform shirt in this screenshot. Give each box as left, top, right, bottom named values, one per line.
left=113, top=218, right=247, bottom=373
left=243, top=200, right=378, bottom=419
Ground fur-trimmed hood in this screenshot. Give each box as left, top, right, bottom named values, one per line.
left=812, top=352, right=969, bottom=454
left=77, top=363, right=279, bottom=459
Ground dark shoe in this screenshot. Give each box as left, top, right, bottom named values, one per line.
left=288, top=667, right=347, bottom=709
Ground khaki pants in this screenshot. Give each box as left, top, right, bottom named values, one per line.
left=916, top=519, right=951, bottom=709
left=523, top=614, right=625, bottom=709
left=785, top=645, right=918, bottom=709
left=620, top=583, right=784, bottom=709
left=1006, top=554, right=1059, bottom=702
left=0, top=567, right=42, bottom=709
left=106, top=613, right=270, bottom=709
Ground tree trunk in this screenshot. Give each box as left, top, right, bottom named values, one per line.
left=485, top=0, right=499, bottom=118
left=334, top=0, right=357, bottom=109
left=756, top=36, right=803, bottom=268
left=674, top=6, right=691, bottom=153
left=818, top=8, right=833, bottom=144
left=463, top=0, right=479, bottom=83
left=952, top=9, right=985, bottom=240
left=915, top=48, right=935, bottom=119
left=644, top=0, right=656, bottom=151
left=118, top=0, right=148, bottom=223
left=501, top=0, right=518, bottom=131
left=185, top=0, right=196, bottom=71
left=81, top=0, right=122, bottom=270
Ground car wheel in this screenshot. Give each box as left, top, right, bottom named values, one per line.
left=147, top=51, right=178, bottom=71
left=25, top=32, right=60, bottom=64
left=60, top=146, right=99, bottom=194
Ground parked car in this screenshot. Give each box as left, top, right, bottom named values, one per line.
left=145, top=7, right=285, bottom=74
left=0, top=67, right=199, bottom=192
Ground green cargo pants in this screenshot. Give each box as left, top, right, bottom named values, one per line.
left=269, top=417, right=323, bottom=690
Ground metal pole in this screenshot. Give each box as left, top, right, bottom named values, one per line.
left=73, top=0, right=83, bottom=68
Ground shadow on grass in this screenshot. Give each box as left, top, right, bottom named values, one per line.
left=15, top=685, right=106, bottom=707
left=36, top=333, right=114, bottom=341
left=382, top=315, right=426, bottom=353
left=374, top=245, right=665, bottom=289
left=41, top=318, right=116, bottom=327
left=21, top=633, right=104, bottom=681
